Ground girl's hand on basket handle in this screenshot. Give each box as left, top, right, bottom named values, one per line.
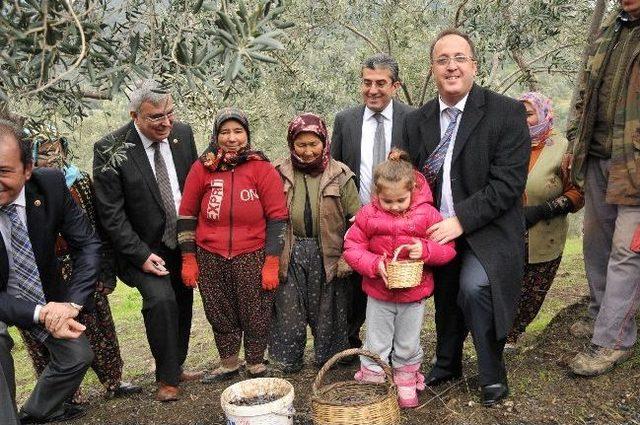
left=407, top=239, right=423, bottom=260
left=377, top=254, right=388, bottom=285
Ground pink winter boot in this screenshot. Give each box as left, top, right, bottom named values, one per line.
left=393, top=364, right=425, bottom=408
left=354, top=365, right=386, bottom=383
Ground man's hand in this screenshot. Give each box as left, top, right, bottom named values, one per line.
left=40, top=302, right=79, bottom=332
left=427, top=217, right=463, bottom=245
left=96, top=281, right=114, bottom=295
left=50, top=318, right=86, bottom=339
left=406, top=239, right=423, bottom=260
left=142, top=253, right=170, bottom=276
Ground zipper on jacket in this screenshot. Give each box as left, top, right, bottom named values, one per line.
left=228, top=169, right=235, bottom=259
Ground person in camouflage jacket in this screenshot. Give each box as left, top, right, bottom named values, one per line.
left=565, top=1, right=640, bottom=377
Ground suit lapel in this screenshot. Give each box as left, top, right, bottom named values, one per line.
left=126, top=125, right=164, bottom=208
left=452, top=85, right=485, bottom=164
left=419, top=100, right=441, bottom=164
left=351, top=106, right=364, bottom=180
left=167, top=129, right=188, bottom=189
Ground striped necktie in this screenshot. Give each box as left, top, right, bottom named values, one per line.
left=0, top=204, right=49, bottom=341
left=422, top=107, right=461, bottom=187
left=153, top=142, right=178, bottom=249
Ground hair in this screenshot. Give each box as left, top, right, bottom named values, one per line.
left=128, top=79, right=171, bottom=113
left=373, top=148, right=415, bottom=194
left=361, top=53, right=400, bottom=82
left=0, top=117, right=32, bottom=168
left=429, top=28, right=477, bottom=61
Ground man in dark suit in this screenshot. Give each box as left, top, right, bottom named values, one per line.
left=401, top=29, right=530, bottom=406
left=331, top=53, right=414, bottom=348
left=0, top=118, right=100, bottom=423
left=93, top=80, right=201, bottom=402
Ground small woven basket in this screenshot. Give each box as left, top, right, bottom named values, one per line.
left=386, top=244, right=423, bottom=289
left=311, top=348, right=400, bottom=425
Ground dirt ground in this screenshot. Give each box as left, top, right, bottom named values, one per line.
left=52, top=258, right=640, bottom=424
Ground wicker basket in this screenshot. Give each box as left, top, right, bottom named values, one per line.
left=311, top=348, right=400, bottom=425
left=385, top=244, right=423, bottom=289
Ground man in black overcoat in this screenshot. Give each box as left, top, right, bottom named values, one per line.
left=401, top=29, right=530, bottom=406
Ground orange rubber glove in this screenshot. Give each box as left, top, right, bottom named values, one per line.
left=181, top=253, right=198, bottom=288
left=631, top=224, right=640, bottom=253
left=261, top=255, right=280, bottom=291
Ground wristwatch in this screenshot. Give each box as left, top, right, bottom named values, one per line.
left=68, top=302, right=83, bottom=312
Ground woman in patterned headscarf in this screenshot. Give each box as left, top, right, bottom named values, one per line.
left=506, top=92, right=584, bottom=348
left=24, top=132, right=141, bottom=400
left=178, top=108, right=288, bottom=381
left=268, top=113, right=360, bottom=373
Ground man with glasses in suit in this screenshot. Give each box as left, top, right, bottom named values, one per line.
left=93, top=80, right=202, bottom=402
left=331, top=53, right=414, bottom=350
left=401, top=29, right=530, bottom=406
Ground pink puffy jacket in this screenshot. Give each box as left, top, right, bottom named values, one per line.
left=343, top=172, right=456, bottom=303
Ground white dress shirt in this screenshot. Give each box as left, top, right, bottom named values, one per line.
left=439, top=94, right=469, bottom=218
left=0, top=188, right=42, bottom=323
left=359, top=101, right=394, bottom=204
left=135, top=124, right=182, bottom=213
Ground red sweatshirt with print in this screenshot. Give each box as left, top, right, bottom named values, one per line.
left=179, top=159, right=288, bottom=258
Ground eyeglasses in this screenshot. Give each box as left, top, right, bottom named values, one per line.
left=144, top=111, right=176, bottom=123
left=361, top=79, right=393, bottom=89
left=433, top=55, right=475, bottom=67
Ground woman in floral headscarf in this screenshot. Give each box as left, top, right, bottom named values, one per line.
left=506, top=92, right=584, bottom=347
left=268, top=113, right=360, bottom=373
left=178, top=108, right=288, bottom=381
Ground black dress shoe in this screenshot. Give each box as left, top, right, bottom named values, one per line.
left=425, top=371, right=462, bottom=387
left=20, top=404, right=87, bottom=424
left=109, top=381, right=143, bottom=398
left=481, top=383, right=509, bottom=407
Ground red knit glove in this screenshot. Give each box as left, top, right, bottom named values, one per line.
left=631, top=225, right=640, bottom=253
left=181, top=253, right=199, bottom=288
left=261, top=255, right=280, bottom=291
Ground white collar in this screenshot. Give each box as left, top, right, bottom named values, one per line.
left=134, top=123, right=168, bottom=149
left=438, top=94, right=469, bottom=114
left=364, top=100, right=394, bottom=121
left=11, top=188, right=26, bottom=209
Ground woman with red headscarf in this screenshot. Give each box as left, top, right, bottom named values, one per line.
left=506, top=92, right=584, bottom=348
left=269, top=113, right=360, bottom=373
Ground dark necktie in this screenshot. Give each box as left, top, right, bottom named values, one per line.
left=372, top=112, right=386, bottom=172
left=0, top=204, right=49, bottom=341
left=153, top=142, right=177, bottom=249
left=422, top=107, right=462, bottom=187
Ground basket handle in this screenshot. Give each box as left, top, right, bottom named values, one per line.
left=391, top=244, right=413, bottom=262
left=312, top=348, right=394, bottom=396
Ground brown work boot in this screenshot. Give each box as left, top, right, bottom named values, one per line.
left=569, top=344, right=634, bottom=376
left=179, top=370, right=205, bottom=382
left=569, top=316, right=594, bottom=338
left=156, top=383, right=180, bottom=402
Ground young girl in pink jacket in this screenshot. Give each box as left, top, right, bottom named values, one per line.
left=343, top=149, right=456, bottom=408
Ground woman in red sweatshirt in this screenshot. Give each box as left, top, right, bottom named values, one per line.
left=343, top=149, right=456, bottom=408
left=178, top=108, right=288, bottom=381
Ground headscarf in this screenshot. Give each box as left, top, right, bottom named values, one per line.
left=286, top=113, right=330, bottom=176
left=518, top=92, right=554, bottom=146
left=200, top=107, right=268, bottom=172
left=30, top=134, right=80, bottom=188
